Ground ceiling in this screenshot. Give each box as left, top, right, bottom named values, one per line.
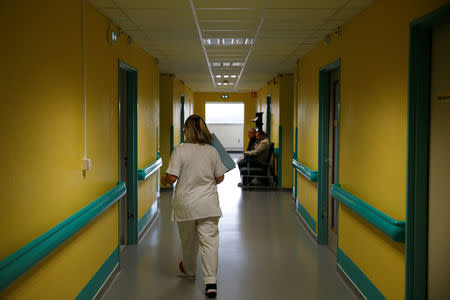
left=88, top=0, right=373, bottom=92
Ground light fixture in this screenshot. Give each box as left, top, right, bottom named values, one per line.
left=231, top=75, right=236, bottom=78
left=222, top=94, right=228, bottom=99
left=216, top=75, right=221, bottom=78
left=222, top=62, right=231, bottom=67
left=107, top=27, right=118, bottom=45
left=217, top=82, right=223, bottom=85
left=224, top=75, right=229, bottom=78
left=203, top=38, right=253, bottom=46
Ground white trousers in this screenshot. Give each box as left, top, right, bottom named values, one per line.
left=177, top=217, right=220, bottom=284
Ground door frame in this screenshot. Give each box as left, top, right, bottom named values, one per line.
left=406, top=4, right=450, bottom=299
left=266, top=95, right=271, bottom=140
left=118, top=60, right=138, bottom=245
left=180, top=95, right=185, bottom=143
left=317, top=58, right=341, bottom=245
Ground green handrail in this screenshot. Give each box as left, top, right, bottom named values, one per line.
left=331, top=184, right=405, bottom=243
left=137, top=158, right=163, bottom=181
left=292, top=159, right=318, bottom=182
left=0, top=182, right=127, bottom=291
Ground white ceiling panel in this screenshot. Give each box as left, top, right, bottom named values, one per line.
left=114, top=0, right=190, bottom=9
left=196, top=8, right=264, bottom=20
left=88, top=0, right=117, bottom=9
left=269, top=0, right=348, bottom=9
left=193, top=0, right=267, bottom=9
left=199, top=21, right=259, bottom=31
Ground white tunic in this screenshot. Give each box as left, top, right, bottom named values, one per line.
left=166, top=143, right=228, bottom=221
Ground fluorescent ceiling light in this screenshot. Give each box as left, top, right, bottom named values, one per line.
left=231, top=62, right=243, bottom=67
left=224, top=75, right=229, bottom=78
left=231, top=75, right=237, bottom=78
left=217, top=82, right=223, bottom=85
left=223, top=83, right=228, bottom=86
left=203, top=38, right=253, bottom=46
left=222, top=62, right=231, bottom=67
left=216, top=75, right=221, bottom=78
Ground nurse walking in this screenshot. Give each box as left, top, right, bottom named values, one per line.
left=161, top=115, right=227, bottom=298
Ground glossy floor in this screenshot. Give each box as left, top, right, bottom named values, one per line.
left=102, top=160, right=357, bottom=300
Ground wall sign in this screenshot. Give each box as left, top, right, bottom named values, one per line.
left=436, top=94, right=450, bottom=103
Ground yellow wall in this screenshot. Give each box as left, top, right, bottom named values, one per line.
left=294, top=0, right=448, bottom=298
left=159, top=76, right=194, bottom=186
left=0, top=1, right=159, bottom=298
left=193, top=93, right=257, bottom=149
left=159, top=74, right=174, bottom=178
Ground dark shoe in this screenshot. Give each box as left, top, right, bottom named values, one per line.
left=205, top=284, right=217, bottom=298
left=237, top=182, right=242, bottom=187
left=179, top=261, right=195, bottom=279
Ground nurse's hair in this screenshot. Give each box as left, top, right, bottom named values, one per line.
left=184, top=114, right=212, bottom=144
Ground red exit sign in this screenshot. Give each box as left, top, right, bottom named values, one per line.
left=251, top=91, right=257, bottom=97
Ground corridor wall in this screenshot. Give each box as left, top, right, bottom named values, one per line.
left=159, top=75, right=193, bottom=185
left=193, top=92, right=257, bottom=150
left=293, top=0, right=448, bottom=299
left=257, top=75, right=294, bottom=188
left=0, top=1, right=159, bottom=298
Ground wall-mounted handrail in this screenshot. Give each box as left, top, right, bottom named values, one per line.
left=331, top=184, right=405, bottom=243
left=292, top=159, right=318, bottom=182
left=137, top=158, right=163, bottom=181
left=0, top=182, right=127, bottom=291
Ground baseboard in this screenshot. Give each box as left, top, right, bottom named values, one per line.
left=295, top=199, right=317, bottom=234
left=337, top=248, right=386, bottom=300
left=75, top=247, right=119, bottom=300
left=138, top=201, right=159, bottom=241
left=337, top=264, right=366, bottom=300
left=295, top=210, right=317, bottom=245
left=93, top=263, right=119, bottom=300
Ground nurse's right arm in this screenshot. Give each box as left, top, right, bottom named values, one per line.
left=162, top=173, right=178, bottom=185
left=215, top=175, right=224, bottom=184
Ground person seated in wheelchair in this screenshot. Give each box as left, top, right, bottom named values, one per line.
left=237, top=130, right=269, bottom=186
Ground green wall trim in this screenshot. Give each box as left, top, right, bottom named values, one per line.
left=138, top=200, right=159, bottom=235
left=278, top=126, right=282, bottom=186
left=0, top=183, right=126, bottom=291
left=317, top=57, right=340, bottom=245
left=293, top=127, right=298, bottom=199
left=170, top=125, right=174, bottom=154
left=406, top=4, right=450, bottom=299
left=292, top=159, right=318, bottom=182
left=180, top=96, right=185, bottom=143
left=331, top=184, right=405, bottom=242
left=296, top=199, right=317, bottom=234
left=319, top=58, right=341, bottom=72
left=137, top=158, right=163, bottom=181
left=337, top=248, right=386, bottom=300
left=266, top=95, right=271, bottom=141
left=75, top=247, right=119, bottom=300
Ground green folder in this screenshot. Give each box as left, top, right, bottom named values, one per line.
left=211, top=133, right=236, bottom=172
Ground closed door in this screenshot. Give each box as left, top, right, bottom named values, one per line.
left=428, top=20, right=450, bottom=299
left=119, top=68, right=128, bottom=246
left=327, top=69, right=340, bottom=255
